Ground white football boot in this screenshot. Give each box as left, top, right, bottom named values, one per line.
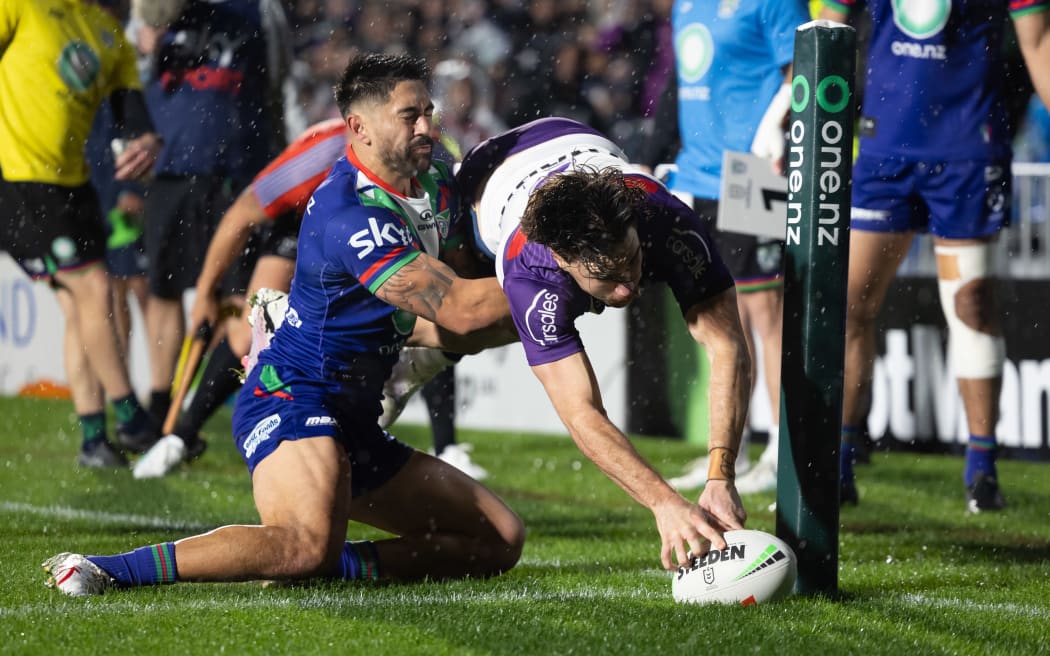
left=378, top=347, right=455, bottom=429
left=133, top=434, right=187, bottom=479
left=42, top=553, right=114, bottom=596
left=734, top=428, right=780, bottom=495
left=436, top=443, right=489, bottom=480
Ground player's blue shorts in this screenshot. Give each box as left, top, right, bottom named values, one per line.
left=850, top=153, right=1011, bottom=239
left=231, top=355, right=413, bottom=497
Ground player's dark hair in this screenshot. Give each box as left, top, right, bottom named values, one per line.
left=520, top=167, right=647, bottom=279
left=334, top=53, right=430, bottom=118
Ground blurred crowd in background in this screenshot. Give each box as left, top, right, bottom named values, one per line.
left=266, top=0, right=672, bottom=159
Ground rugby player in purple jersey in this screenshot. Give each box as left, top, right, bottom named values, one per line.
left=455, top=117, right=752, bottom=569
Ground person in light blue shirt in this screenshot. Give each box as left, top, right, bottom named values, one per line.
left=657, top=0, right=811, bottom=493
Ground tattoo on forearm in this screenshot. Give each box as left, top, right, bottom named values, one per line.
left=378, top=256, right=455, bottom=320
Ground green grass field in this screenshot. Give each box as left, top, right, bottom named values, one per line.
left=1, top=396, right=1048, bottom=655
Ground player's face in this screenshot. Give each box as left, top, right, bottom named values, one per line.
left=373, top=80, right=435, bottom=178
left=560, top=227, right=643, bottom=308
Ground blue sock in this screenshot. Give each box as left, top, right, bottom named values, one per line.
left=840, top=424, right=860, bottom=485
left=87, top=543, right=178, bottom=586
left=964, top=435, right=997, bottom=487
left=340, top=541, right=380, bottom=581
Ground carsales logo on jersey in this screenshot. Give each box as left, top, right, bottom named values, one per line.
left=524, top=289, right=561, bottom=346
left=349, top=217, right=413, bottom=259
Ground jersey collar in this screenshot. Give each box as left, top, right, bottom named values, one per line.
left=346, top=145, right=417, bottom=199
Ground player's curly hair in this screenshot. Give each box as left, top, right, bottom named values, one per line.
left=334, top=53, right=429, bottom=118
left=520, top=167, right=647, bottom=280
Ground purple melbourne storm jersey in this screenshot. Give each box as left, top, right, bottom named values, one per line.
left=458, top=118, right=735, bottom=366
left=260, top=146, right=460, bottom=378
left=826, top=0, right=1050, bottom=159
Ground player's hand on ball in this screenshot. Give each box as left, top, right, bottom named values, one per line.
left=698, top=479, right=747, bottom=533
left=652, top=496, right=730, bottom=570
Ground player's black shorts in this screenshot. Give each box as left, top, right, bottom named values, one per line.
left=693, top=198, right=783, bottom=292
left=0, top=178, right=106, bottom=277
left=144, top=175, right=233, bottom=299
left=258, top=212, right=301, bottom=261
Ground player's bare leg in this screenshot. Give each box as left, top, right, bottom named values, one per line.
left=934, top=236, right=1006, bottom=512
left=144, top=294, right=186, bottom=422
left=733, top=286, right=783, bottom=494
left=841, top=230, right=914, bottom=502
left=349, top=451, right=524, bottom=580
left=55, top=287, right=126, bottom=467
left=174, top=437, right=353, bottom=581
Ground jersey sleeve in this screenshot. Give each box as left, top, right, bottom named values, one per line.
left=643, top=185, right=736, bottom=315
left=324, top=204, right=422, bottom=294
left=104, top=23, right=143, bottom=94
left=1010, top=0, right=1050, bottom=17
left=251, top=127, right=345, bottom=219
left=763, top=0, right=813, bottom=67
left=503, top=271, right=587, bottom=367
left=821, top=0, right=859, bottom=16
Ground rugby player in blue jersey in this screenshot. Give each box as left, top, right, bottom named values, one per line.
left=819, top=0, right=1050, bottom=511
left=42, top=54, right=524, bottom=596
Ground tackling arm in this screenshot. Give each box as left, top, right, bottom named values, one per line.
left=531, top=350, right=738, bottom=569
left=373, top=253, right=510, bottom=336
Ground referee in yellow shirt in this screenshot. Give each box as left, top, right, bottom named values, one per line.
left=0, top=0, right=163, bottom=467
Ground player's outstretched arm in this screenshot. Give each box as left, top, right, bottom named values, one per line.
left=685, top=287, right=751, bottom=531
left=531, top=350, right=731, bottom=570
left=190, top=189, right=268, bottom=330
left=374, top=253, right=510, bottom=336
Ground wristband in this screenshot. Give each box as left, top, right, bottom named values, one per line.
left=706, top=446, right=737, bottom=482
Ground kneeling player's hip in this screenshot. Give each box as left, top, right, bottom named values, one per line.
left=232, top=362, right=411, bottom=494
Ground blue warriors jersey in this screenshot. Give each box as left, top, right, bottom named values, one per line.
left=825, top=0, right=1050, bottom=159
left=670, top=0, right=809, bottom=199
left=261, top=146, right=458, bottom=378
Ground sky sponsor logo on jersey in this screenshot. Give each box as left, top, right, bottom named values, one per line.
left=349, top=217, right=412, bottom=259
left=524, top=289, right=561, bottom=346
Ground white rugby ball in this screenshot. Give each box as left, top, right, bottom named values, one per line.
left=672, top=529, right=797, bottom=605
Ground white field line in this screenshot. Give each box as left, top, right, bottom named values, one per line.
left=5, top=590, right=1045, bottom=619
left=899, top=593, right=1050, bottom=620
left=1, top=586, right=666, bottom=618
left=0, top=501, right=216, bottom=532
